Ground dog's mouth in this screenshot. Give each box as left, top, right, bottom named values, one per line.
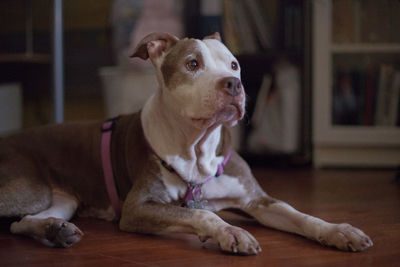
left=219, top=102, right=243, bottom=120
left=191, top=102, right=244, bottom=129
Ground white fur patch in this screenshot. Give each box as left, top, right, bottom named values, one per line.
left=202, top=174, right=247, bottom=200
left=197, top=126, right=224, bottom=175
left=26, top=190, right=78, bottom=221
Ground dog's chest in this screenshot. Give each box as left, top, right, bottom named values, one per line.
left=159, top=164, right=247, bottom=205
left=164, top=154, right=224, bottom=182
left=159, top=167, right=188, bottom=202
left=201, top=174, right=246, bottom=198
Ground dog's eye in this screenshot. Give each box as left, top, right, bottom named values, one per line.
left=186, top=60, right=199, bottom=71
left=231, top=61, right=239, bottom=71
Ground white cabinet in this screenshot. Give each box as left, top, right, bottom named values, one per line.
left=312, top=0, right=400, bottom=167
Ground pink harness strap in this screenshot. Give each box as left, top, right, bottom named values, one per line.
left=101, top=118, right=121, bottom=219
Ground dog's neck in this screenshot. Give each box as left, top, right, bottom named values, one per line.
left=141, top=93, right=225, bottom=184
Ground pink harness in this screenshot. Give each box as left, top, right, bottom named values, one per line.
left=101, top=118, right=121, bottom=218
left=101, top=117, right=231, bottom=215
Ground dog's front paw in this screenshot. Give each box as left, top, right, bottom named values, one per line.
left=215, top=225, right=261, bottom=255
left=44, top=218, right=84, bottom=248
left=321, top=223, right=373, bottom=252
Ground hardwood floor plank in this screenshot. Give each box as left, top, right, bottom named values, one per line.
left=1, top=169, right=399, bottom=266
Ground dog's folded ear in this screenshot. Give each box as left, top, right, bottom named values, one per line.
left=130, top=32, right=179, bottom=61
left=203, top=32, right=222, bottom=42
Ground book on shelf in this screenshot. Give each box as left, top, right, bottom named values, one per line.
left=333, top=0, right=400, bottom=44
left=222, top=0, right=278, bottom=54
left=332, top=0, right=356, bottom=43
left=242, top=0, right=273, bottom=50
left=390, top=72, right=400, bottom=126
left=332, top=64, right=400, bottom=127
left=360, top=0, right=400, bottom=43
left=397, top=93, right=400, bottom=126
left=283, top=2, right=302, bottom=49
left=332, top=70, right=360, bottom=125
left=375, top=65, right=400, bottom=126
left=222, top=0, right=241, bottom=54
left=231, top=0, right=258, bottom=54
left=364, top=64, right=378, bottom=126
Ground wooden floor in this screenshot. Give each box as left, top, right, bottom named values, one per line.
left=1, top=168, right=399, bottom=266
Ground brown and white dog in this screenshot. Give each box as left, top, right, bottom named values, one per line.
left=0, top=32, right=372, bottom=254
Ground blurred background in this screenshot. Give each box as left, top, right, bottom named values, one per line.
left=0, top=0, right=399, bottom=169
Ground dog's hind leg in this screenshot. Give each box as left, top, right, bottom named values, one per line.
left=0, top=176, right=52, bottom=217
left=10, top=190, right=83, bottom=247
left=0, top=151, right=53, bottom=218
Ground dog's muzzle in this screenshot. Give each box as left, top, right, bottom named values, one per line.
left=217, top=77, right=242, bottom=97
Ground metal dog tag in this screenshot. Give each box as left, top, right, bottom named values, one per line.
left=186, top=199, right=208, bottom=209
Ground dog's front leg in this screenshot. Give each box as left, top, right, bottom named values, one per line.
left=244, top=197, right=373, bottom=252
left=119, top=191, right=261, bottom=254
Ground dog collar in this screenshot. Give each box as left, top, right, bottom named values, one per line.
left=101, top=117, right=121, bottom=219
left=145, top=137, right=231, bottom=209
left=183, top=150, right=231, bottom=209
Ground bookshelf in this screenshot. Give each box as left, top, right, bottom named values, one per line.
left=331, top=44, right=400, bottom=54
left=0, top=53, right=51, bottom=64
left=0, top=0, right=64, bottom=124
left=312, top=0, right=400, bottom=167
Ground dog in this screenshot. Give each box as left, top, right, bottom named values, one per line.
left=0, top=32, right=373, bottom=254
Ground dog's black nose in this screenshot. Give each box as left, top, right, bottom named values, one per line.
left=219, top=77, right=242, bottom=96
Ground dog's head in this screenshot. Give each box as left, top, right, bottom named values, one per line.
left=131, top=32, right=245, bottom=130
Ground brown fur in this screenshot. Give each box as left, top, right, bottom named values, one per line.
left=0, top=122, right=104, bottom=216
left=0, top=113, right=160, bottom=219
left=161, top=38, right=204, bottom=89
left=130, top=32, right=179, bottom=60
